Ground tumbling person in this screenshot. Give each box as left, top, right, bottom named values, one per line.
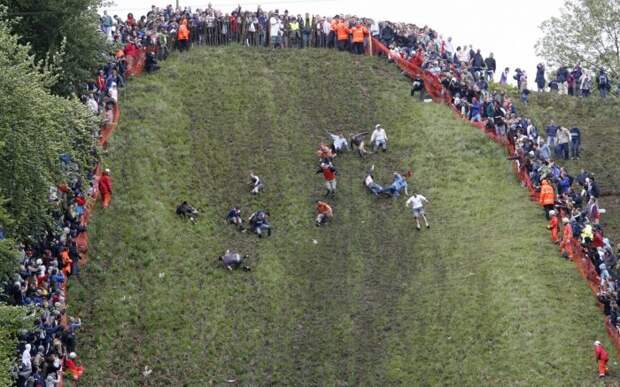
left=381, top=172, right=409, bottom=197
left=326, top=130, right=349, bottom=153
left=315, top=200, right=333, bottom=226
left=248, top=210, right=271, bottom=237
left=226, top=207, right=244, bottom=230
left=218, top=249, right=251, bottom=271
left=364, top=165, right=383, bottom=196
left=176, top=201, right=199, bottom=222
left=317, top=162, right=337, bottom=196
left=406, top=192, right=430, bottom=230
left=350, top=131, right=369, bottom=157
left=249, top=172, right=264, bottom=195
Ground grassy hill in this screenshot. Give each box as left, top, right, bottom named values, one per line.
left=69, top=46, right=614, bottom=385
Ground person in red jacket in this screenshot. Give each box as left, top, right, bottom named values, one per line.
left=315, top=200, right=333, bottom=226
left=98, top=169, right=113, bottom=208
left=594, top=341, right=609, bottom=377
left=560, top=218, right=573, bottom=259
left=316, top=163, right=337, bottom=196
left=547, top=210, right=559, bottom=243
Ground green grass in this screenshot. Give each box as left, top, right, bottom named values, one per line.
left=70, top=46, right=615, bottom=385
left=507, top=90, right=620, bottom=241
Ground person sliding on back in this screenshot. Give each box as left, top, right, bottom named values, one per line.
left=248, top=210, right=271, bottom=238
left=218, top=250, right=251, bottom=271
left=315, top=200, right=333, bottom=226
left=249, top=172, right=264, bottom=195
left=176, top=201, right=199, bottom=222
left=364, top=165, right=383, bottom=196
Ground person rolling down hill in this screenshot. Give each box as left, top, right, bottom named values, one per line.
left=370, top=124, right=388, bottom=152
left=594, top=341, right=609, bottom=378
left=226, top=207, right=244, bottom=230
left=317, top=162, right=337, bottom=197
left=248, top=210, right=271, bottom=237
left=315, top=200, right=333, bottom=226
left=218, top=249, right=251, bottom=271
left=176, top=201, right=199, bottom=222
left=326, top=130, right=349, bottom=154
left=381, top=172, right=410, bottom=197
left=98, top=169, right=113, bottom=209
left=406, top=192, right=430, bottom=230
left=364, top=165, right=383, bottom=196
left=249, top=172, right=264, bottom=195
left=350, top=131, right=369, bottom=157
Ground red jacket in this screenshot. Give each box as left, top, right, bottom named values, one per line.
left=318, top=165, right=336, bottom=181
left=99, top=174, right=112, bottom=194
left=595, top=345, right=609, bottom=361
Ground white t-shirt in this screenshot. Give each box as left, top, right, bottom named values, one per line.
left=364, top=175, right=374, bottom=187
left=406, top=195, right=427, bottom=209
left=269, top=17, right=281, bottom=37
left=371, top=128, right=387, bottom=143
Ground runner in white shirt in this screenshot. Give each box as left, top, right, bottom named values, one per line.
left=405, top=193, right=430, bottom=230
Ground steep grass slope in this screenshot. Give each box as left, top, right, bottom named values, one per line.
left=70, top=47, right=614, bottom=385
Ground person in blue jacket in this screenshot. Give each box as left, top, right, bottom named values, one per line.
left=381, top=172, right=409, bottom=197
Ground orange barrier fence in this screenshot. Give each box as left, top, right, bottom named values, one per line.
left=58, top=48, right=147, bottom=387
left=371, top=36, right=620, bottom=355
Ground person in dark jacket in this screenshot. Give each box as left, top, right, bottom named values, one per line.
left=535, top=63, right=545, bottom=92
left=218, top=250, right=250, bottom=271
left=557, top=66, right=569, bottom=94
left=472, top=49, right=484, bottom=73
left=597, top=68, right=611, bottom=98
left=570, top=127, right=581, bottom=159
left=484, top=53, right=496, bottom=81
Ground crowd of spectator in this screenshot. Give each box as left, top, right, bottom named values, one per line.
left=5, top=3, right=620, bottom=384
left=374, top=22, right=620, bottom=348
left=520, top=63, right=620, bottom=98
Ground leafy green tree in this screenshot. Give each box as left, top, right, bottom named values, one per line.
left=1, top=0, right=109, bottom=95
left=0, top=304, right=36, bottom=386
left=0, top=5, right=98, bottom=241
left=536, top=0, right=620, bottom=75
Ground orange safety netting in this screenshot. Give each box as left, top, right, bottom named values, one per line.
left=58, top=48, right=147, bottom=387
left=371, top=36, right=620, bottom=356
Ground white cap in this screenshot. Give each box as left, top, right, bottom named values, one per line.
left=105, top=168, right=111, bottom=174
left=375, top=124, right=381, bottom=128
left=594, top=340, right=601, bottom=346
left=69, top=352, right=77, bottom=359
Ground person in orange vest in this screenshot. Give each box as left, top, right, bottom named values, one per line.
left=59, top=247, right=72, bottom=276
left=328, top=16, right=339, bottom=49
left=315, top=200, right=333, bottom=226
left=335, top=19, right=350, bottom=51
left=594, top=341, right=609, bottom=377
left=547, top=210, right=559, bottom=243
left=560, top=217, right=573, bottom=259
left=539, top=179, right=556, bottom=219
left=177, top=19, right=191, bottom=52
left=351, top=21, right=368, bottom=55
left=98, top=169, right=113, bottom=209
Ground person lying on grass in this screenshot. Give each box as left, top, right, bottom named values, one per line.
left=248, top=210, right=272, bottom=237
left=325, top=130, right=349, bottom=154
left=226, top=207, right=244, bottom=231
left=219, top=250, right=251, bottom=271
left=249, top=172, right=264, bottom=195
left=381, top=171, right=410, bottom=197
left=364, top=165, right=384, bottom=196
left=176, top=201, right=199, bottom=222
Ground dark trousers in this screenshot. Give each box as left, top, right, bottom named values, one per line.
left=544, top=204, right=554, bottom=220
left=353, top=42, right=364, bottom=54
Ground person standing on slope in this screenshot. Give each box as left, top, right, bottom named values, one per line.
left=98, top=169, right=113, bottom=209
left=177, top=18, right=191, bottom=52
left=406, top=192, right=430, bottom=230
left=539, top=179, right=555, bottom=220
left=547, top=210, right=559, bottom=243
left=594, top=341, right=609, bottom=378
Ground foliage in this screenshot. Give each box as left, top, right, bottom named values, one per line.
left=71, top=46, right=612, bottom=385
left=0, top=0, right=109, bottom=95
left=0, top=304, right=36, bottom=386
left=536, top=0, right=620, bottom=75
left=0, top=6, right=98, bottom=241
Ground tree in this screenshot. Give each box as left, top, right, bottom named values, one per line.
left=0, top=0, right=110, bottom=95
left=536, top=0, right=620, bottom=75
left=0, top=5, right=98, bottom=241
